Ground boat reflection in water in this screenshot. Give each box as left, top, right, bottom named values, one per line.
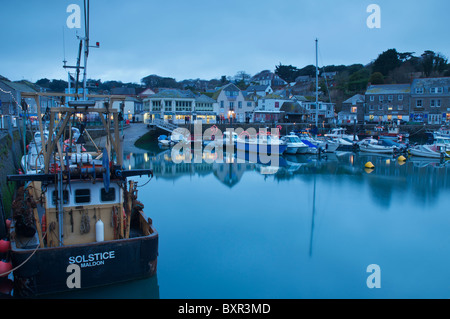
left=124, top=144, right=450, bottom=205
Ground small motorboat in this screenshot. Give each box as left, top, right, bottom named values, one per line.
left=236, top=133, right=288, bottom=155
left=409, top=144, right=446, bottom=159
left=281, top=134, right=309, bottom=154
left=325, top=127, right=359, bottom=141
left=158, top=135, right=173, bottom=147
left=358, top=138, right=397, bottom=154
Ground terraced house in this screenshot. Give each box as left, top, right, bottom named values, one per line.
left=410, top=77, right=450, bottom=124
left=365, top=84, right=411, bottom=123
left=213, top=83, right=253, bottom=123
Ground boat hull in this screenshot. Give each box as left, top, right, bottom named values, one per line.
left=236, top=141, right=288, bottom=155
left=359, top=146, right=395, bottom=154
left=10, top=228, right=158, bottom=297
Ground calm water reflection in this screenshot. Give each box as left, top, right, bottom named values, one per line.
left=61, top=142, right=450, bottom=298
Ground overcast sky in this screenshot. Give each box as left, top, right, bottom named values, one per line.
left=1, top=0, right=449, bottom=84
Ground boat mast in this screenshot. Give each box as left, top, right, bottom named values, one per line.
left=315, top=38, right=319, bottom=127
left=82, top=0, right=89, bottom=100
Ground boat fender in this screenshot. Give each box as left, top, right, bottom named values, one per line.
left=364, top=162, right=375, bottom=169
left=0, top=240, right=10, bottom=254
left=0, top=261, right=12, bottom=277
left=96, top=219, right=104, bottom=242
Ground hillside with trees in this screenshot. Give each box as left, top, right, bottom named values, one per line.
left=30, top=48, right=449, bottom=113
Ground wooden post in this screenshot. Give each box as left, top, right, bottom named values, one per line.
left=126, top=180, right=134, bottom=239
left=32, top=208, right=44, bottom=248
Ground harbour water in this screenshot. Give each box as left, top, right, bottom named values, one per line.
left=46, top=141, right=450, bottom=299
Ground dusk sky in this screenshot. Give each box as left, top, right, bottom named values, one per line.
left=1, top=0, right=449, bottom=84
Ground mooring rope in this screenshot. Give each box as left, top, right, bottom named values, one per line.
left=0, top=231, right=48, bottom=277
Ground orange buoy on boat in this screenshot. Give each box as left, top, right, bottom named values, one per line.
left=0, top=261, right=12, bottom=277
left=0, top=240, right=10, bottom=253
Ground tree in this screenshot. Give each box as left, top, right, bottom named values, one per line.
left=275, top=64, right=300, bottom=83
left=420, top=50, right=448, bottom=77
left=372, top=49, right=402, bottom=76
left=141, top=74, right=180, bottom=88
left=347, top=68, right=370, bottom=92
left=369, top=72, right=384, bottom=85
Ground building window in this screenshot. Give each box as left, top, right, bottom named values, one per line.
left=416, top=100, right=423, bottom=108
left=388, top=106, right=393, bottom=111
left=431, top=99, right=441, bottom=107
left=351, top=107, right=357, bottom=113
left=378, top=105, right=383, bottom=111
left=247, top=102, right=252, bottom=107
left=398, top=105, right=403, bottom=111
left=220, top=101, right=224, bottom=108
left=229, top=102, right=234, bottom=110
left=379, top=96, right=384, bottom=102
left=398, top=95, right=403, bottom=101
left=388, top=95, right=393, bottom=101
left=369, top=105, right=374, bottom=111
left=75, top=189, right=91, bottom=204
left=415, top=88, right=424, bottom=94
left=430, top=87, right=443, bottom=94
left=238, top=101, right=242, bottom=108
left=370, top=96, right=375, bottom=101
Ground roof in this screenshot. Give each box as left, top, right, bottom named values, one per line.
left=0, top=80, right=37, bottom=93
left=211, top=83, right=241, bottom=100
left=343, top=94, right=365, bottom=104
left=195, top=94, right=216, bottom=103
left=246, top=84, right=270, bottom=92
left=146, top=88, right=195, bottom=99
left=411, top=77, right=450, bottom=90
left=111, top=87, right=136, bottom=95
left=366, top=84, right=410, bottom=95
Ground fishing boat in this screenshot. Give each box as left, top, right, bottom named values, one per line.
left=409, top=144, right=446, bottom=159
left=236, top=133, right=287, bottom=155
left=375, top=125, right=409, bottom=141
left=2, top=2, right=158, bottom=297
left=432, top=136, right=450, bottom=155
left=358, top=138, right=397, bottom=154
left=427, top=125, right=450, bottom=139
left=281, top=134, right=309, bottom=154
left=6, top=97, right=158, bottom=298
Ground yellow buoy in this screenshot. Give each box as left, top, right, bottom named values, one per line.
left=397, top=155, right=406, bottom=162
left=364, top=161, right=375, bottom=169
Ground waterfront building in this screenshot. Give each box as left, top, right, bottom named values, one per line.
left=212, top=83, right=252, bottom=123
left=303, top=101, right=335, bottom=124
left=365, top=84, right=411, bottom=123
left=410, top=77, right=450, bottom=124
left=338, top=94, right=365, bottom=125
left=253, top=94, right=290, bottom=123
left=143, top=88, right=196, bottom=124
left=194, top=94, right=218, bottom=124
